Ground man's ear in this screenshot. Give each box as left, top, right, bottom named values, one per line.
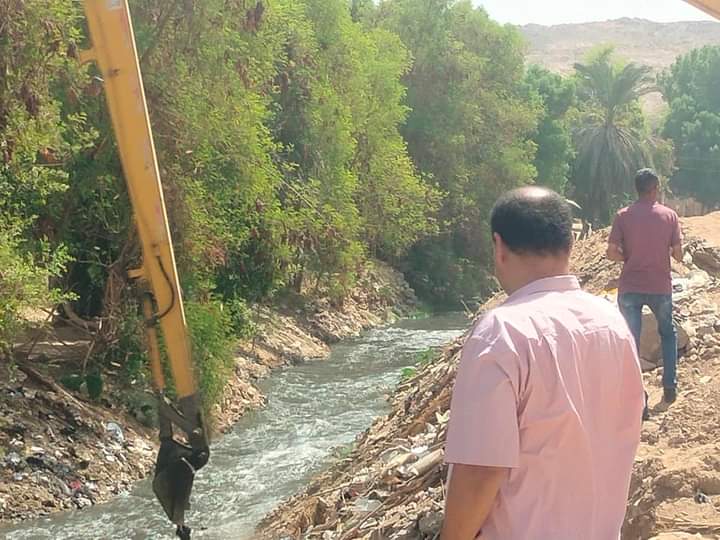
left=493, top=232, right=504, bottom=263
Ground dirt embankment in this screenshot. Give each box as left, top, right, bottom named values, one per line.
left=257, top=213, right=720, bottom=540
left=0, top=261, right=415, bottom=524
left=214, top=262, right=417, bottom=432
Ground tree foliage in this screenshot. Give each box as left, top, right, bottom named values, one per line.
left=0, top=0, right=445, bottom=402
left=525, top=65, right=576, bottom=193
left=660, top=46, right=720, bottom=204
left=0, top=0, right=84, bottom=346
left=379, top=0, right=539, bottom=305
left=569, top=47, right=658, bottom=225
left=3, top=0, right=566, bottom=399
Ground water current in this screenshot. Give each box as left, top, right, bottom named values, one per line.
left=1, top=313, right=468, bottom=540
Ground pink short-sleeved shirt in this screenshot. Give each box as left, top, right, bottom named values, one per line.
left=445, top=276, right=644, bottom=540
left=609, top=201, right=682, bottom=295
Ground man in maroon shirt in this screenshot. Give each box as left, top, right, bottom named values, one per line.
left=608, top=169, right=683, bottom=411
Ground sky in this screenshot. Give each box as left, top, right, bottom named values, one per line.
left=472, top=0, right=715, bottom=26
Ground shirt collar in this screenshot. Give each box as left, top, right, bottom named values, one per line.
left=505, top=275, right=581, bottom=303
left=635, top=199, right=657, bottom=207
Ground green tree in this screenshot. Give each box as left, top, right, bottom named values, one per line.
left=569, top=47, right=656, bottom=224
left=379, top=0, right=539, bottom=305
left=269, top=0, right=438, bottom=294
left=525, top=65, right=576, bottom=193
left=0, top=0, right=86, bottom=345
left=660, top=46, right=720, bottom=204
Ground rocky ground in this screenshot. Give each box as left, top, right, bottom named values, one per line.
left=0, top=354, right=156, bottom=522
left=258, top=213, right=720, bottom=540
left=0, top=260, right=415, bottom=524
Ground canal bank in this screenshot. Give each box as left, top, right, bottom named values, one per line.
left=0, top=313, right=468, bottom=539
left=0, top=261, right=417, bottom=525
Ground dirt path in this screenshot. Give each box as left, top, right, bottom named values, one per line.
left=683, top=214, right=720, bottom=248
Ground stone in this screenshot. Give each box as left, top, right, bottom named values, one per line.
left=74, top=495, right=92, bottom=509
left=697, top=325, right=715, bottom=337
left=418, top=511, right=443, bottom=536
left=638, top=311, right=689, bottom=367
left=105, top=422, right=124, bottom=443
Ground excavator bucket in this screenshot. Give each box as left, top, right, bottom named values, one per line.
left=151, top=397, right=210, bottom=539
left=152, top=439, right=197, bottom=527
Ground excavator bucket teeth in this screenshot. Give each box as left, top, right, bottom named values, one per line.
left=152, top=439, right=196, bottom=525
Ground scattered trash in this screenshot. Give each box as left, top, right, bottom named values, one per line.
left=5, top=452, right=22, bottom=469
left=352, top=497, right=382, bottom=513
left=74, top=496, right=92, bottom=509
left=10, top=438, right=24, bottom=450
left=57, top=480, right=71, bottom=496
left=68, top=480, right=83, bottom=492
left=105, top=422, right=125, bottom=443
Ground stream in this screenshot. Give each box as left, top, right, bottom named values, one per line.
left=1, top=313, right=468, bottom=540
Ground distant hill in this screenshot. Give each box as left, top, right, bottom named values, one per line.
left=521, top=18, right=720, bottom=74
left=520, top=18, right=720, bottom=120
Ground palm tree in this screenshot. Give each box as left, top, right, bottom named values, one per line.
left=571, top=48, right=656, bottom=225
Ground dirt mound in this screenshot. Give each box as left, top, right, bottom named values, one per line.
left=257, top=215, right=720, bottom=540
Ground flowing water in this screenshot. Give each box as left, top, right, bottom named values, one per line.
left=1, top=313, right=468, bottom=540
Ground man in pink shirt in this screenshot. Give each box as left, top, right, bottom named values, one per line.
left=442, top=187, right=644, bottom=540
left=608, top=168, right=683, bottom=409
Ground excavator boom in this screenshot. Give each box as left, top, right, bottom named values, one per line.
left=80, top=1, right=208, bottom=538
left=684, top=0, right=720, bottom=19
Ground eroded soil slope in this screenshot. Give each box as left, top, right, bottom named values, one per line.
left=258, top=213, right=720, bottom=540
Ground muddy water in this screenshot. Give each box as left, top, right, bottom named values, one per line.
left=1, top=313, right=468, bottom=540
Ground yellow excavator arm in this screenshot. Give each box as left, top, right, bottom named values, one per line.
left=685, top=0, right=720, bottom=19
left=80, top=2, right=208, bottom=538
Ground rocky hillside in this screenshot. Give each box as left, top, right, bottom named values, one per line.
left=521, top=18, right=720, bottom=119
left=258, top=212, right=720, bottom=540
left=521, top=19, right=720, bottom=74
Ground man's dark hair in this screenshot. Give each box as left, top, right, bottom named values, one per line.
left=490, top=187, right=573, bottom=255
left=635, top=168, right=659, bottom=195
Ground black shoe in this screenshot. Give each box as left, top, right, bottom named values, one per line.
left=663, top=387, right=677, bottom=404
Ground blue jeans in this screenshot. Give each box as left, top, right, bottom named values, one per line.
left=618, top=293, right=677, bottom=389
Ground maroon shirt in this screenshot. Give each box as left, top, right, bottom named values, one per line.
left=609, top=201, right=682, bottom=295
